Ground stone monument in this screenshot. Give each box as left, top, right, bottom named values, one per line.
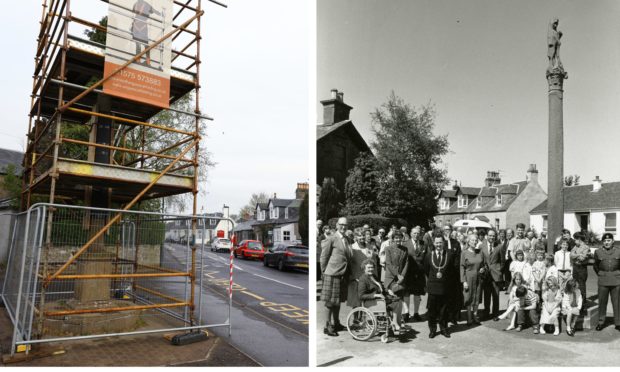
left=546, top=18, right=567, bottom=253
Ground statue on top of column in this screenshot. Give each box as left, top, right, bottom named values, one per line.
left=547, top=18, right=563, bottom=72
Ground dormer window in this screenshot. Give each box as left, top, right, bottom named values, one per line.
left=476, top=198, right=481, bottom=208
left=285, top=207, right=289, bottom=219
left=457, top=195, right=468, bottom=208
left=439, top=198, right=449, bottom=210
left=496, top=194, right=502, bottom=206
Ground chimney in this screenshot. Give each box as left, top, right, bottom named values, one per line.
left=295, top=182, right=309, bottom=199
left=273, top=192, right=277, bottom=199
left=320, top=89, right=353, bottom=126
left=484, top=171, right=501, bottom=187
left=526, top=164, right=538, bottom=184
left=592, top=176, right=602, bottom=192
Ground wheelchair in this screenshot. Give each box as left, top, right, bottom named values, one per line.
left=346, top=295, right=400, bottom=343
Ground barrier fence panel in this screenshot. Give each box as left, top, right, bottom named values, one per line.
left=1, top=203, right=234, bottom=355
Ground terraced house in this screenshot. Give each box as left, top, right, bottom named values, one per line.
left=434, top=165, right=547, bottom=230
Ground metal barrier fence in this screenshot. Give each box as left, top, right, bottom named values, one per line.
left=1, top=203, right=234, bottom=355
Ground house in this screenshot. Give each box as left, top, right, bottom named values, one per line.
left=252, top=183, right=308, bottom=247
left=0, top=148, right=24, bottom=264
left=317, top=89, right=371, bottom=194
left=530, top=176, right=620, bottom=239
left=164, top=212, right=233, bottom=244
left=434, top=164, right=547, bottom=230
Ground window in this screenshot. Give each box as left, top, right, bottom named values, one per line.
left=283, top=231, right=291, bottom=241
left=476, top=198, right=482, bottom=208
left=496, top=194, right=502, bottom=206
left=457, top=195, right=468, bottom=208
left=542, top=215, right=548, bottom=233
left=273, top=228, right=281, bottom=242
left=605, top=213, right=617, bottom=234
left=285, top=208, right=289, bottom=219
left=495, top=218, right=500, bottom=230
left=440, top=198, right=449, bottom=210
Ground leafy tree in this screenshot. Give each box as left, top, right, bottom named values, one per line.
left=84, top=16, right=107, bottom=44
left=342, top=152, right=380, bottom=216
left=298, top=191, right=309, bottom=246
left=1, top=164, right=22, bottom=209
left=371, top=92, right=449, bottom=226
left=564, top=175, right=580, bottom=187
left=318, top=177, right=341, bottom=223
left=238, top=192, right=270, bottom=220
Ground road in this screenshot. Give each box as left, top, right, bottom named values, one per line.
left=164, top=243, right=308, bottom=366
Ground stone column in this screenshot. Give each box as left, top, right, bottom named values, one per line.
left=546, top=68, right=567, bottom=254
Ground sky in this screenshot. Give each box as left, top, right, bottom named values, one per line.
left=0, top=0, right=309, bottom=215
left=317, top=0, right=620, bottom=192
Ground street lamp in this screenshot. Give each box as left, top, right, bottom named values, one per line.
left=223, top=204, right=230, bottom=239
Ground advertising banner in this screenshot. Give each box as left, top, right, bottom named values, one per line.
left=104, top=0, right=173, bottom=108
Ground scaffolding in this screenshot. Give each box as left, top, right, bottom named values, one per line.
left=4, top=0, right=230, bottom=355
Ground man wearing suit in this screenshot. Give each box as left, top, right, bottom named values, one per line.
left=481, top=229, right=504, bottom=319
left=424, top=234, right=458, bottom=338
left=403, top=226, right=427, bottom=322
left=320, top=217, right=352, bottom=336
left=442, top=224, right=462, bottom=325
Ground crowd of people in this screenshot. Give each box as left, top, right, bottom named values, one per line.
left=318, top=217, right=620, bottom=340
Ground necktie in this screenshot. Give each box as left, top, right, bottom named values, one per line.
left=562, top=251, right=566, bottom=270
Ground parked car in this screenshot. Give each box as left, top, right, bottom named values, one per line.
left=211, top=237, right=233, bottom=252
left=234, top=240, right=265, bottom=260
left=263, top=244, right=308, bottom=271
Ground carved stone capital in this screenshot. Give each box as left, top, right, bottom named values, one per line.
left=546, top=67, right=568, bottom=91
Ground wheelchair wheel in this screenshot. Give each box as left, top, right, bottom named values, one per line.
left=346, top=307, right=377, bottom=341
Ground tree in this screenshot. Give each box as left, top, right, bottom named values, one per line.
left=371, top=92, right=449, bottom=226
left=342, top=152, right=380, bottom=216
left=318, top=177, right=341, bottom=223
left=1, top=164, right=22, bottom=209
left=298, top=192, right=309, bottom=246
left=564, top=175, right=580, bottom=187
left=238, top=192, right=270, bottom=220
left=84, top=16, right=107, bottom=44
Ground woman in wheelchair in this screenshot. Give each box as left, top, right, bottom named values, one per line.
left=352, top=259, right=403, bottom=339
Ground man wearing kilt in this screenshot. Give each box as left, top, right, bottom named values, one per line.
left=320, top=217, right=352, bottom=336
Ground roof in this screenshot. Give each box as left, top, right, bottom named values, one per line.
left=233, top=219, right=256, bottom=232
left=287, top=199, right=302, bottom=208
left=252, top=218, right=299, bottom=226
left=316, top=120, right=371, bottom=153
left=439, top=189, right=456, bottom=198
left=437, top=181, right=529, bottom=215
left=256, top=202, right=268, bottom=210
left=531, top=181, right=620, bottom=214
left=271, top=198, right=296, bottom=208
left=459, top=187, right=481, bottom=196
left=0, top=148, right=23, bottom=174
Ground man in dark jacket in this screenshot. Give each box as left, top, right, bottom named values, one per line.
left=442, top=224, right=462, bottom=325
left=403, top=226, right=427, bottom=322
left=481, top=229, right=504, bottom=319
left=424, top=233, right=459, bottom=338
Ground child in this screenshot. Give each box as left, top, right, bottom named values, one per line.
left=562, top=278, right=582, bottom=336
left=554, top=239, right=573, bottom=292
left=493, top=272, right=525, bottom=331
left=530, top=247, right=547, bottom=299
left=510, top=250, right=527, bottom=280
left=539, top=276, right=562, bottom=335
left=543, top=253, right=558, bottom=291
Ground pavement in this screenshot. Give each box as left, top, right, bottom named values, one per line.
left=316, top=267, right=620, bottom=367
left=0, top=242, right=309, bottom=366
left=0, top=302, right=259, bottom=367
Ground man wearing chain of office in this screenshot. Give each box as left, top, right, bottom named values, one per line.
left=424, top=232, right=459, bottom=338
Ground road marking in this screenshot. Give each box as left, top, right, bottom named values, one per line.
left=241, top=291, right=265, bottom=301
left=203, top=285, right=309, bottom=338
left=252, top=274, right=304, bottom=290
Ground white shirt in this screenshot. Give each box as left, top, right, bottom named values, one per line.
left=379, top=239, right=391, bottom=266
left=554, top=250, right=572, bottom=271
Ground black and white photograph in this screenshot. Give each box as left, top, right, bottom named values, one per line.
left=316, top=0, right=620, bottom=367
